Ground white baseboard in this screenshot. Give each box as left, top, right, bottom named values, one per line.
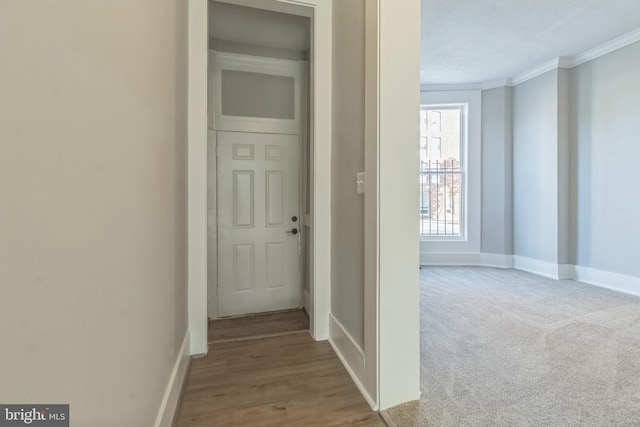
left=328, top=314, right=377, bottom=410
left=420, top=252, right=513, bottom=269
left=557, top=264, right=574, bottom=280
left=514, top=258, right=640, bottom=297
left=481, top=253, right=514, bottom=269
left=512, top=255, right=562, bottom=279
left=431, top=253, right=640, bottom=299
left=154, top=330, right=191, bottom=427
left=573, top=265, right=640, bottom=297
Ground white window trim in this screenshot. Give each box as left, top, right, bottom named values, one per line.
left=419, top=90, right=481, bottom=257
left=420, top=103, right=467, bottom=242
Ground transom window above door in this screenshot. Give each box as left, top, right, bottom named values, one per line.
left=209, top=51, right=304, bottom=135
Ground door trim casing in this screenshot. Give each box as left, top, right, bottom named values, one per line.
left=189, top=0, right=423, bottom=412
left=206, top=51, right=307, bottom=321
left=187, top=0, right=332, bottom=356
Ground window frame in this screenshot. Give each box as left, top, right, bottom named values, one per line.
left=418, top=90, right=481, bottom=259
left=420, top=103, right=468, bottom=241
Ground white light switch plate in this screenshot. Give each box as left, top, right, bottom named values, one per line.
left=356, top=172, right=365, bottom=195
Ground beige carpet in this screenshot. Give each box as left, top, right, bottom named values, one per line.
left=388, top=266, right=640, bottom=427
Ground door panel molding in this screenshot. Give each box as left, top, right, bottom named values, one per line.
left=233, top=244, right=255, bottom=292
left=217, top=131, right=301, bottom=317
left=265, top=171, right=285, bottom=227
left=232, top=170, right=255, bottom=229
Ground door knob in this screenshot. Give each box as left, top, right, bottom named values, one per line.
left=287, top=228, right=298, bottom=235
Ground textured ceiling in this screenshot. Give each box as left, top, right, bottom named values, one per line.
left=209, top=1, right=310, bottom=51
left=422, top=0, right=640, bottom=84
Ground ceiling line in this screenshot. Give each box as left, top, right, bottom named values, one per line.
left=421, top=27, right=640, bottom=92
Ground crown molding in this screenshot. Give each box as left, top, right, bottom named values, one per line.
left=557, top=56, right=574, bottom=68
left=421, top=27, right=640, bottom=91
left=481, top=78, right=513, bottom=90
left=510, top=28, right=640, bottom=86
left=571, top=27, right=640, bottom=67
left=512, top=57, right=568, bottom=86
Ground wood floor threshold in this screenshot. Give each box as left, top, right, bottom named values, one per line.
left=379, top=410, right=396, bottom=427
left=215, top=307, right=306, bottom=320
left=208, top=329, right=310, bottom=345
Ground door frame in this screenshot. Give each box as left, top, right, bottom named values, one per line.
left=187, top=0, right=332, bottom=356
left=188, top=0, right=422, bottom=412
left=206, top=51, right=308, bottom=321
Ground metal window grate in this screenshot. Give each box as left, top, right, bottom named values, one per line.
left=420, top=158, right=461, bottom=236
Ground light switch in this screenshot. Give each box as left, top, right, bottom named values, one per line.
left=356, top=172, right=365, bottom=195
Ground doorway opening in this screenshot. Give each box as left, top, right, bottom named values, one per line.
left=207, top=1, right=312, bottom=341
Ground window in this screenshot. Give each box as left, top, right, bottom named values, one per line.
left=221, top=70, right=295, bottom=120
left=419, top=106, right=465, bottom=237
left=431, top=137, right=442, bottom=159
left=429, top=110, right=441, bottom=132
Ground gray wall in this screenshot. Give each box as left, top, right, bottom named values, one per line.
left=208, top=0, right=309, bottom=61
left=557, top=68, right=571, bottom=265
left=513, top=70, right=560, bottom=263
left=478, top=42, right=640, bottom=280
left=209, top=1, right=310, bottom=52
left=0, top=0, right=189, bottom=424
left=331, top=0, right=366, bottom=347
left=481, top=87, right=514, bottom=255
left=569, top=41, right=640, bottom=277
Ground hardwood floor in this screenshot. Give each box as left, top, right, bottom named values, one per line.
left=176, top=332, right=385, bottom=426
left=209, top=309, right=310, bottom=343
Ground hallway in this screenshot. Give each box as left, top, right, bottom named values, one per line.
left=176, top=332, right=384, bottom=426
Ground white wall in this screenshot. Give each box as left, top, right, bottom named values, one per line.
left=208, top=0, right=310, bottom=53
left=188, top=0, right=210, bottom=356
left=569, top=41, right=640, bottom=277
left=481, top=87, right=514, bottom=256
left=331, top=0, right=366, bottom=349
left=208, top=0, right=310, bottom=61
left=330, top=0, right=421, bottom=410
left=0, top=0, right=189, bottom=425
left=377, top=0, right=422, bottom=410
left=513, top=70, right=560, bottom=264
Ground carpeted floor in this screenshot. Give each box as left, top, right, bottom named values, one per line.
left=387, top=266, right=640, bottom=427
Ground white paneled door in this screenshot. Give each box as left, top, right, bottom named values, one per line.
left=217, top=131, right=301, bottom=317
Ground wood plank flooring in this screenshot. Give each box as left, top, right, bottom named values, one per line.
left=209, top=309, right=309, bottom=343
left=176, top=332, right=385, bottom=426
